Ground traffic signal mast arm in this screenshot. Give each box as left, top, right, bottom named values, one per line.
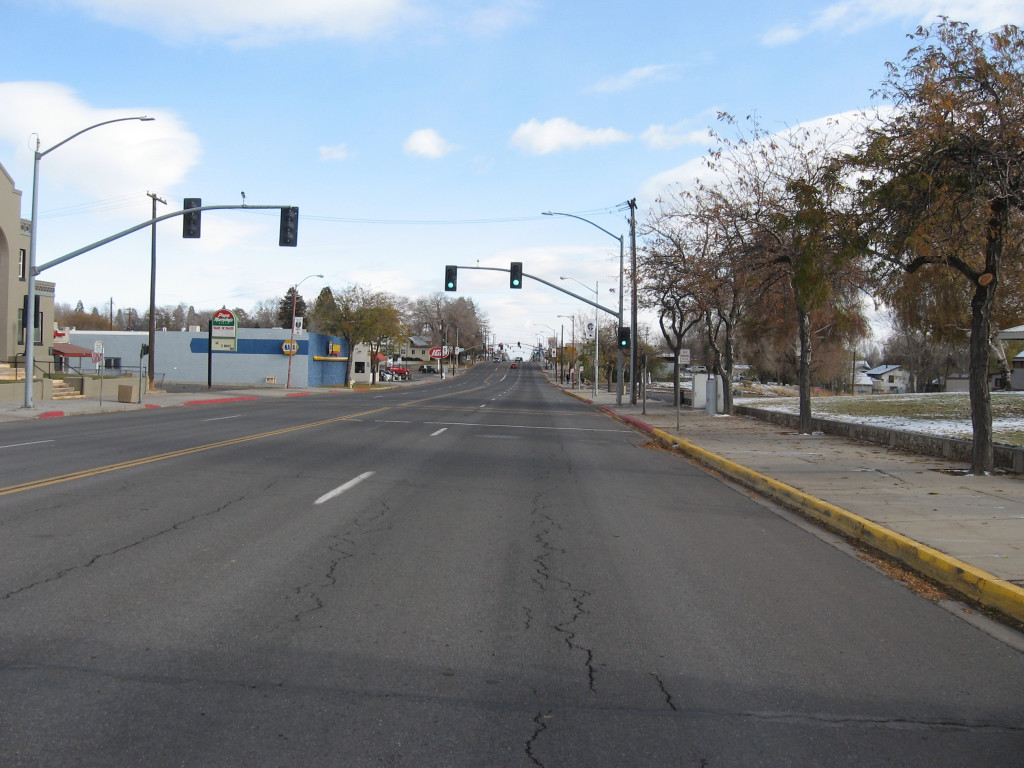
left=34, top=203, right=297, bottom=275
left=455, top=265, right=619, bottom=319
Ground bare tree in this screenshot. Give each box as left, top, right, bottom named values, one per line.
left=856, top=19, right=1024, bottom=472
left=707, top=114, right=869, bottom=431
left=318, top=285, right=407, bottom=385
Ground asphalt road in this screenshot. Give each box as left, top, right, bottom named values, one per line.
left=1, top=362, right=1023, bottom=766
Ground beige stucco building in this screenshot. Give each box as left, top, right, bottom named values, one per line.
left=0, top=161, right=55, bottom=381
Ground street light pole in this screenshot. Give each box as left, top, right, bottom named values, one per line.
left=285, top=273, right=323, bottom=389
left=23, top=115, right=154, bottom=408
left=561, top=276, right=599, bottom=398
left=557, top=314, right=575, bottom=388
left=628, top=198, right=638, bottom=405
left=146, top=191, right=166, bottom=391
left=533, top=324, right=557, bottom=373
left=542, top=209, right=626, bottom=405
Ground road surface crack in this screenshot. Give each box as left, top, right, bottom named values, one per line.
left=651, top=673, right=678, bottom=711
left=529, top=509, right=597, bottom=693
left=524, top=711, right=551, bottom=767
left=1, top=496, right=244, bottom=601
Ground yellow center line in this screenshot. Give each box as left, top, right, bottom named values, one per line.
left=0, top=383, right=496, bottom=497
left=0, top=407, right=387, bottom=496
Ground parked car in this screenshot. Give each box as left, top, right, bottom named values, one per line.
left=388, top=366, right=412, bottom=380
left=378, top=369, right=393, bottom=381
left=419, top=365, right=438, bottom=374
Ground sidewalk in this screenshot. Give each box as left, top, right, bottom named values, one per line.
left=559, top=381, right=1024, bottom=628
left=0, top=384, right=330, bottom=420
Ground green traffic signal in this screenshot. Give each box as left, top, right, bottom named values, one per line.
left=510, top=261, right=522, bottom=289
left=445, top=265, right=458, bottom=291
left=618, top=326, right=630, bottom=348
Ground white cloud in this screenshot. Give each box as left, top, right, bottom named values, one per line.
left=510, top=118, right=630, bottom=155
left=319, top=143, right=350, bottom=161
left=760, top=24, right=804, bottom=46
left=590, top=65, right=676, bottom=93
left=60, top=0, right=416, bottom=46
left=640, top=109, right=879, bottom=201
left=403, top=128, right=456, bottom=158
left=466, top=0, right=536, bottom=36
left=0, top=81, right=200, bottom=200
left=762, top=0, right=1024, bottom=46
left=641, top=155, right=710, bottom=202
left=642, top=123, right=711, bottom=150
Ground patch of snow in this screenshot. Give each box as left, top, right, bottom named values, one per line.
left=734, top=395, right=1024, bottom=440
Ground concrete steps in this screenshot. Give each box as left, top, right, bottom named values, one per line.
left=50, top=380, right=84, bottom=400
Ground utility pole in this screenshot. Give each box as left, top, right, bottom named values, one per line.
left=147, top=191, right=166, bottom=391
left=628, top=198, right=638, bottom=405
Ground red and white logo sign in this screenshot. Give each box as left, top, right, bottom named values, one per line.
left=429, top=346, right=449, bottom=359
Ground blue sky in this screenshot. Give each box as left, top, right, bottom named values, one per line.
left=1, top=0, right=1020, bottom=348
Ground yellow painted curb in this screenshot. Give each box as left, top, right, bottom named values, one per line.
left=647, top=426, right=1024, bottom=626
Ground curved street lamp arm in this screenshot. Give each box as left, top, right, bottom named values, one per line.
left=38, top=116, right=154, bottom=158
left=542, top=210, right=622, bottom=245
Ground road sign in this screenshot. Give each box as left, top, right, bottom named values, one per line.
left=679, top=348, right=691, bottom=365
left=91, top=340, right=104, bottom=365
left=429, top=346, right=449, bottom=359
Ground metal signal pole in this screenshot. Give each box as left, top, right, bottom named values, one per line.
left=147, top=191, right=166, bottom=391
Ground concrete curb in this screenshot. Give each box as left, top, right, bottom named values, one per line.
left=648, top=426, right=1024, bottom=626
left=558, top=385, right=1024, bottom=626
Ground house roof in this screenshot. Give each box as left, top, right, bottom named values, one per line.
left=997, top=324, right=1024, bottom=340
left=864, top=364, right=902, bottom=377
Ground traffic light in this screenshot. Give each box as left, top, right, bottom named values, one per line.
left=183, top=197, right=201, bottom=238
left=510, top=261, right=523, bottom=289
left=279, top=206, right=299, bottom=247
left=618, top=326, right=630, bottom=348
left=445, top=265, right=458, bottom=291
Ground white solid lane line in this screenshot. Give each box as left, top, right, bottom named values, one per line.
left=0, top=439, right=54, bottom=450
left=431, top=428, right=447, bottom=436
left=315, top=471, right=375, bottom=505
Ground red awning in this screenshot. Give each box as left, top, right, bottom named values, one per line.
left=52, top=342, right=93, bottom=357
left=374, top=352, right=387, bottom=362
